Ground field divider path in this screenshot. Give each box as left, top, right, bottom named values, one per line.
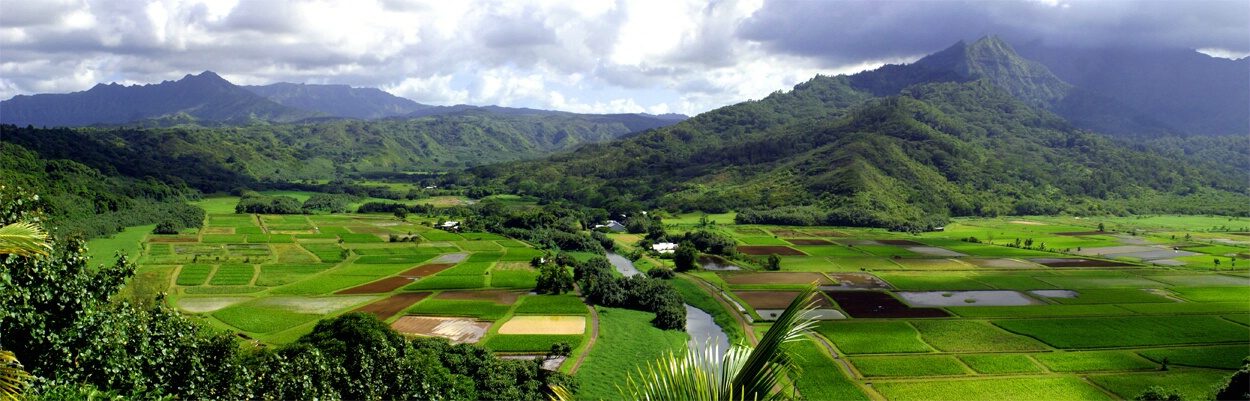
left=567, top=297, right=601, bottom=375
left=679, top=273, right=758, bottom=346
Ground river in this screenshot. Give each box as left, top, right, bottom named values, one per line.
left=606, top=253, right=729, bottom=358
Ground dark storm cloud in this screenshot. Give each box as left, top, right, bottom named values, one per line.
left=738, top=0, right=1250, bottom=64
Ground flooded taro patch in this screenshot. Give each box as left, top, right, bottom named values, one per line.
left=896, top=290, right=1044, bottom=306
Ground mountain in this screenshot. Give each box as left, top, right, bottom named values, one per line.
left=1016, top=43, right=1250, bottom=135
left=244, top=83, right=433, bottom=119
left=458, top=38, right=1247, bottom=230
left=0, top=71, right=327, bottom=127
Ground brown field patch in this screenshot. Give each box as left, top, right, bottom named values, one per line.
left=1052, top=231, right=1111, bottom=236
left=734, top=228, right=768, bottom=235
left=390, top=316, right=491, bottom=343
left=1028, top=258, right=1135, bottom=268
left=399, top=263, right=455, bottom=277
left=353, top=292, right=431, bottom=320
left=434, top=289, right=525, bottom=304
left=824, top=291, right=950, bottom=318
left=335, top=277, right=417, bottom=294
left=963, top=258, right=1040, bottom=269
left=733, top=290, right=834, bottom=309
left=769, top=229, right=807, bottom=237
left=808, top=230, right=848, bottom=237
left=722, top=272, right=834, bottom=285
left=203, top=227, right=235, bottom=234
left=493, top=262, right=535, bottom=271
left=788, top=239, right=835, bottom=246
left=877, top=239, right=925, bottom=246
left=737, top=245, right=805, bottom=256
left=150, top=237, right=199, bottom=243
left=497, top=316, right=586, bottom=335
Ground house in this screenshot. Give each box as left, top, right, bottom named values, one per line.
left=593, top=220, right=626, bottom=232
left=652, top=242, right=677, bottom=254
left=441, top=221, right=460, bottom=231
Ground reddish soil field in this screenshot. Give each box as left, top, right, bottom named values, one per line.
left=737, top=245, right=806, bottom=256
left=352, top=292, right=431, bottom=319
left=150, top=237, right=199, bottom=243
left=1052, top=231, right=1112, bottom=236
left=723, top=272, right=834, bottom=285
left=876, top=239, right=925, bottom=246
left=399, top=264, right=456, bottom=277
left=335, top=277, right=417, bottom=294
left=1230, top=233, right=1250, bottom=237
left=824, top=291, right=950, bottom=318
left=733, top=290, right=834, bottom=309
left=1028, top=258, right=1135, bottom=268
left=769, top=229, right=807, bottom=237
left=788, top=239, right=835, bottom=246
left=734, top=228, right=768, bottom=235
left=808, top=230, right=848, bottom=237
left=434, top=289, right=525, bottom=304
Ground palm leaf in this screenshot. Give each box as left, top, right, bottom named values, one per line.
left=0, top=349, right=33, bottom=401
left=0, top=222, right=51, bottom=257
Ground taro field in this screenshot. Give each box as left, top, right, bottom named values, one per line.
left=657, top=215, right=1249, bottom=401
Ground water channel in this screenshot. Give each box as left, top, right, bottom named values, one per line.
left=606, top=253, right=730, bottom=358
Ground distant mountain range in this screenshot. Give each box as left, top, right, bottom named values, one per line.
left=0, top=71, right=689, bottom=129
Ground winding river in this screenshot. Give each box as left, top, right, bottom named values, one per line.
left=606, top=253, right=729, bottom=358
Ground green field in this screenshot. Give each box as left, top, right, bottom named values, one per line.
left=1033, top=351, right=1158, bottom=372
left=1087, top=370, right=1231, bottom=401
left=1137, top=345, right=1250, bottom=369
left=994, top=316, right=1249, bottom=348
left=815, top=321, right=933, bottom=354
left=480, top=334, right=584, bottom=352
left=850, top=355, right=969, bottom=377
left=911, top=320, right=1047, bottom=352
left=872, top=376, right=1113, bottom=401
left=574, top=307, right=689, bottom=401
left=958, top=354, right=1044, bottom=374
left=514, top=295, right=588, bottom=315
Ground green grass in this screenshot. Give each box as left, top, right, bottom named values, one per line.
left=176, top=265, right=214, bottom=286
left=958, top=354, right=1044, bottom=374
left=790, top=339, right=869, bottom=401
left=300, top=243, right=345, bottom=262
left=460, top=232, right=507, bottom=240
left=496, top=239, right=529, bottom=248
left=974, top=274, right=1058, bottom=291
left=1137, top=346, right=1250, bottom=369
left=202, top=234, right=247, bottom=243
left=994, top=316, right=1249, bottom=348
left=194, top=197, right=242, bottom=214
left=853, top=245, right=919, bottom=258
left=502, top=247, right=546, bottom=262
left=440, top=262, right=493, bottom=276
left=827, top=257, right=902, bottom=271
left=456, top=241, right=504, bottom=252
left=911, top=320, right=1047, bottom=352
left=184, top=286, right=265, bottom=294
left=317, top=226, right=352, bottom=234
left=1088, top=370, right=1230, bottom=401
left=1226, top=314, right=1250, bottom=325
left=1033, top=351, right=1158, bottom=372
left=872, top=376, right=1112, bottom=401
left=814, top=321, right=933, bottom=354
left=948, top=304, right=1133, bottom=318
left=573, top=307, right=689, bottom=401
left=269, top=274, right=378, bottom=295
left=850, top=355, right=969, bottom=377
left=246, top=234, right=295, bottom=243
left=1116, top=302, right=1249, bottom=314
left=490, top=270, right=539, bottom=289
left=514, top=295, right=588, bottom=315
left=235, top=227, right=265, bottom=235
left=738, top=236, right=790, bottom=245
left=791, top=245, right=864, bottom=257
left=209, top=264, right=255, bottom=285
left=355, top=255, right=436, bottom=265
left=1169, top=286, right=1250, bottom=302
left=670, top=277, right=745, bottom=345
left=403, top=276, right=486, bottom=291
left=480, top=334, right=583, bottom=352
left=467, top=252, right=504, bottom=263
left=421, top=231, right=464, bottom=241
left=878, top=273, right=995, bottom=290
left=406, top=299, right=510, bottom=320
left=1050, top=289, right=1175, bottom=304
left=255, top=264, right=332, bottom=287
left=1039, top=276, right=1169, bottom=289
left=85, top=224, right=153, bottom=266
left=339, top=233, right=385, bottom=243
left=213, top=305, right=319, bottom=333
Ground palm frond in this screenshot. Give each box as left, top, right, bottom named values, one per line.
left=0, top=222, right=52, bottom=257
left=0, top=349, right=33, bottom=401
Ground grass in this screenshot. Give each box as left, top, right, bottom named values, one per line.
left=573, top=307, right=689, bottom=401
left=209, top=264, right=255, bottom=285
left=1088, top=370, right=1231, bottom=401
left=738, top=236, right=791, bottom=245
left=502, top=247, right=546, bottom=262
left=440, top=262, right=493, bottom=276
left=339, top=233, right=385, bottom=243
left=790, top=339, right=869, bottom=401
left=878, top=273, right=995, bottom=290
left=490, top=270, right=539, bottom=289
left=1039, top=276, right=1169, bottom=289
left=355, top=255, right=435, bottom=264
left=958, top=354, right=1043, bottom=374
left=791, top=245, right=864, bottom=257
left=269, top=274, right=378, bottom=295
left=403, top=276, right=486, bottom=291
left=1033, top=351, right=1158, bottom=372
left=84, top=224, right=153, bottom=266
left=300, top=243, right=345, bottom=262
left=467, top=252, right=504, bottom=263
left=421, top=231, right=464, bottom=241
left=202, top=234, right=247, bottom=243
left=406, top=299, right=510, bottom=320
left=176, top=265, right=214, bottom=286
left=456, top=241, right=504, bottom=252
left=1169, top=286, right=1250, bottom=302
left=1049, top=288, right=1175, bottom=304
left=1115, top=302, right=1249, bottom=314
left=872, top=376, right=1113, bottom=401
left=184, top=286, right=265, bottom=294
left=850, top=355, right=969, bottom=377
left=948, top=304, right=1133, bottom=318
left=910, top=320, right=1047, bottom=352
left=1226, top=314, right=1250, bottom=325
left=994, top=315, right=1249, bottom=348
left=814, top=321, right=933, bottom=354
left=974, top=274, right=1058, bottom=291
left=480, top=334, right=584, bottom=353
left=515, top=295, right=588, bottom=315
left=255, top=264, right=331, bottom=287
left=853, top=245, right=919, bottom=258
left=212, top=305, right=319, bottom=333
left=1137, top=345, right=1250, bottom=369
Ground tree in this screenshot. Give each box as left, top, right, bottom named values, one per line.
left=765, top=254, right=781, bottom=271
left=394, top=207, right=409, bottom=221
left=1214, top=358, right=1249, bottom=401
left=1133, top=386, right=1183, bottom=401
left=674, top=242, right=698, bottom=271
left=153, top=219, right=180, bottom=235
left=607, top=285, right=820, bottom=401
left=1097, top=222, right=1105, bottom=232
left=536, top=264, right=575, bottom=295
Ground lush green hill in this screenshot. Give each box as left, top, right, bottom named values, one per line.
left=459, top=75, right=1246, bottom=230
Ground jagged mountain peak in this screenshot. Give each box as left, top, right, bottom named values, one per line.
left=913, top=36, right=1072, bottom=107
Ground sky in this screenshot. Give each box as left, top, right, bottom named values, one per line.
left=2, top=0, right=1246, bottom=116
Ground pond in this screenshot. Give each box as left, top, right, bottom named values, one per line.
left=685, top=304, right=729, bottom=359
left=606, top=252, right=641, bottom=277
left=697, top=254, right=742, bottom=271
left=896, top=290, right=1044, bottom=306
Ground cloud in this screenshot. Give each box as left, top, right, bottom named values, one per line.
left=1, top=0, right=1246, bottom=115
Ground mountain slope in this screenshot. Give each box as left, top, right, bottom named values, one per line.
left=0, top=71, right=327, bottom=127
left=244, top=83, right=433, bottom=119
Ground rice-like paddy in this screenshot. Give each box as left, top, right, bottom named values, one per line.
left=497, top=315, right=586, bottom=335
left=177, top=296, right=253, bottom=313
left=390, top=316, right=492, bottom=343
